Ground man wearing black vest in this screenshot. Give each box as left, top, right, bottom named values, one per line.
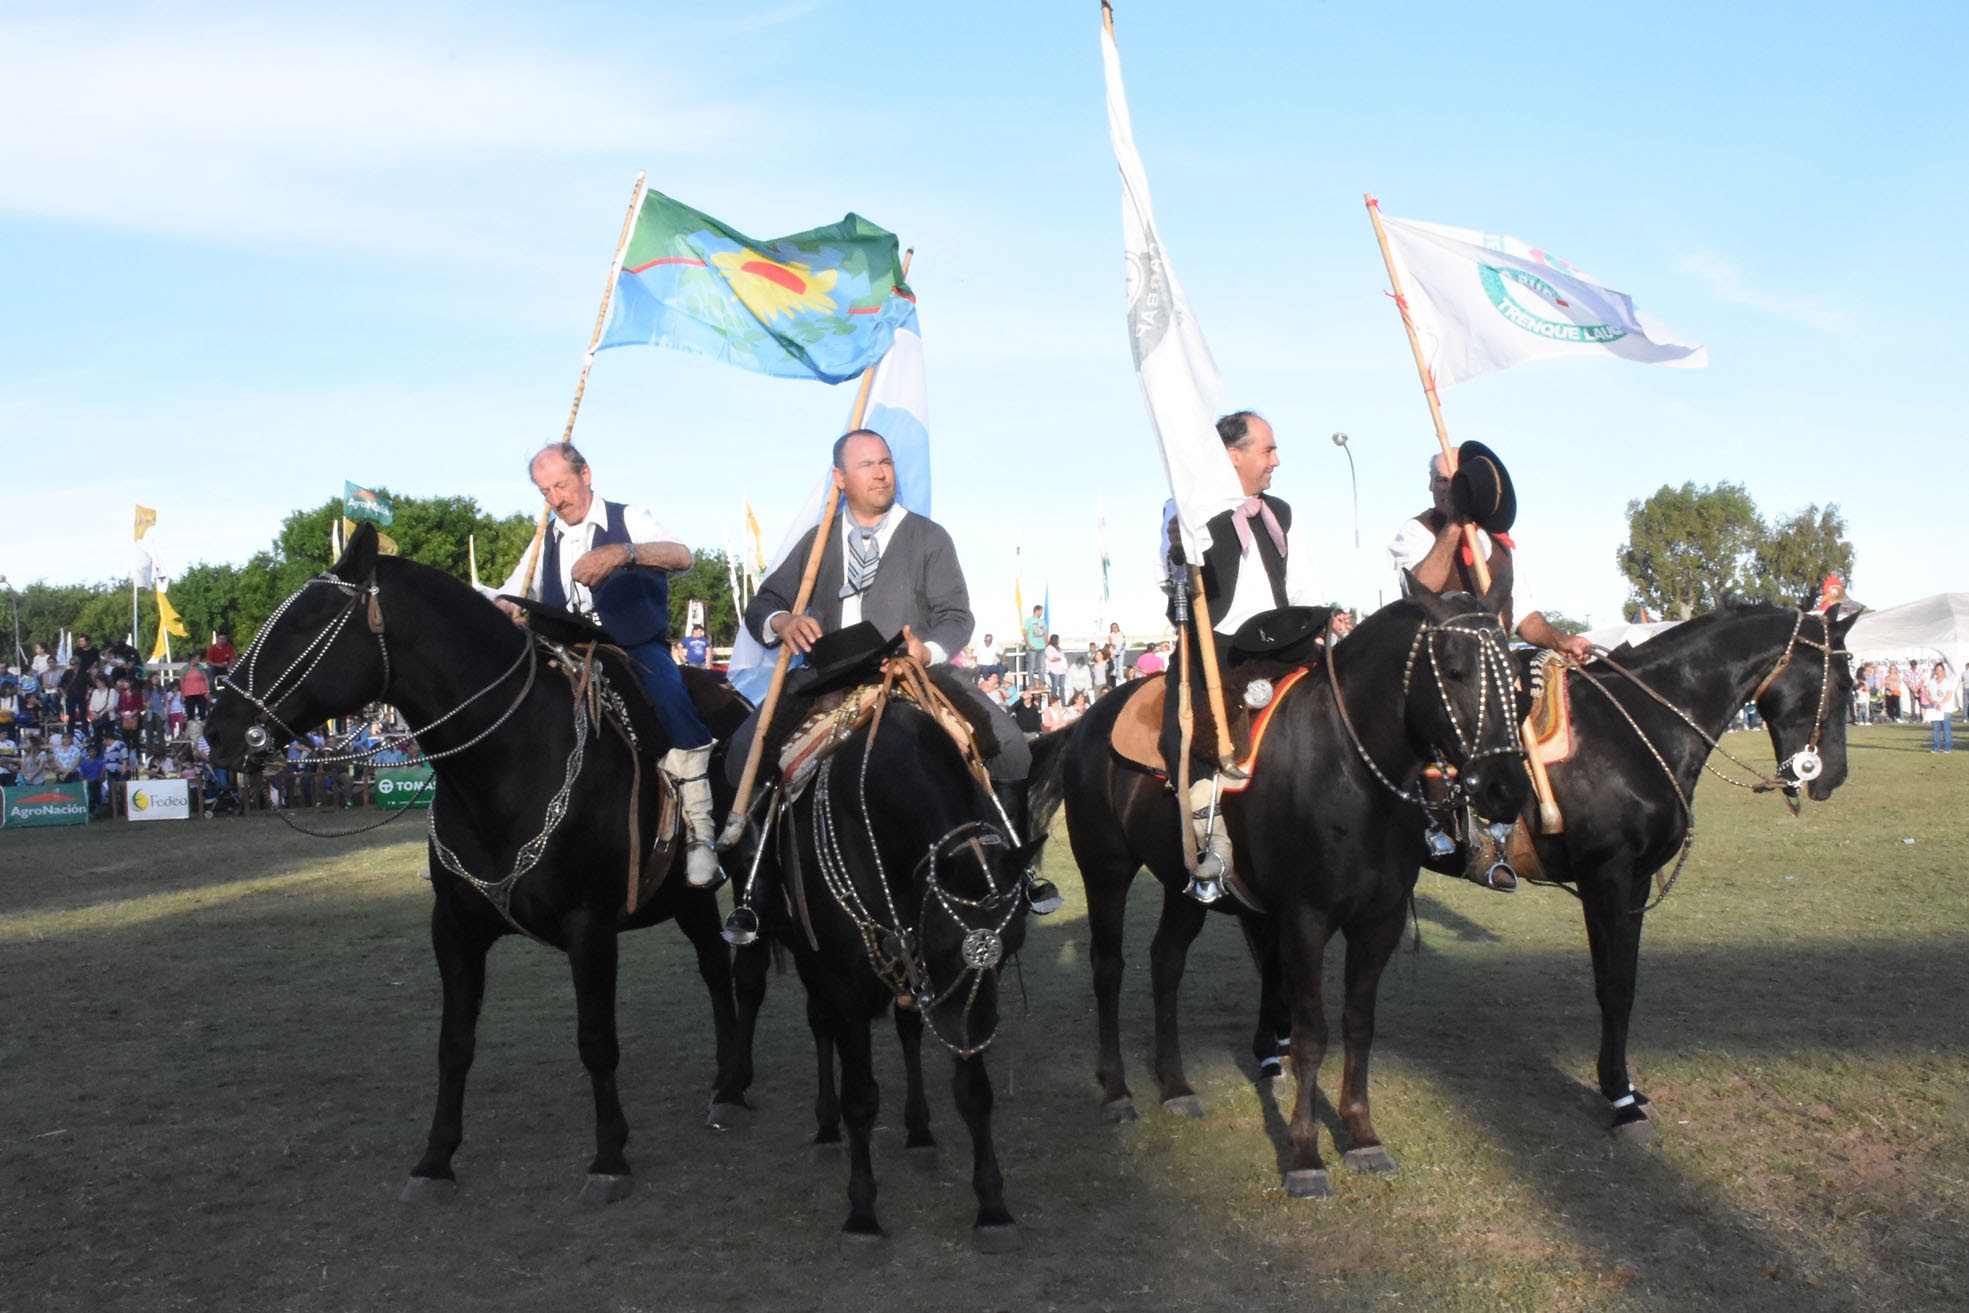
left=490, top=443, right=722, bottom=888
left=1161, top=410, right=1320, bottom=902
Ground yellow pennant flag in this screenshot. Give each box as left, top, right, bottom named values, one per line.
left=150, top=625, right=171, bottom=664
left=156, top=586, right=189, bottom=639
left=134, top=504, right=157, bottom=540
left=743, top=499, right=766, bottom=572
left=344, top=517, right=399, bottom=556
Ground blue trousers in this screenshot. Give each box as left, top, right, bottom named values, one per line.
left=595, top=570, right=712, bottom=751
left=1932, top=716, right=1954, bottom=752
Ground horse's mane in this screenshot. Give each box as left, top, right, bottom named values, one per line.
left=1596, top=601, right=1801, bottom=674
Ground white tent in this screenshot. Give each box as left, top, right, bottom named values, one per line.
left=1580, top=619, right=1682, bottom=651
left=1847, top=592, right=1969, bottom=671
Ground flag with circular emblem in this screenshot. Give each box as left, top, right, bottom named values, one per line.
left=600, top=187, right=917, bottom=385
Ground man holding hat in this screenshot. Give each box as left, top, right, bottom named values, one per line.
left=1388, top=444, right=1592, bottom=661
left=488, top=441, right=723, bottom=889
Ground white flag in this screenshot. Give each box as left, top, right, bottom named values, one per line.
left=132, top=544, right=156, bottom=589
left=1103, top=16, right=1244, bottom=559
left=1379, top=212, right=1707, bottom=389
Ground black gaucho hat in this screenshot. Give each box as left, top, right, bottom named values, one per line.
left=794, top=621, right=907, bottom=696
left=1228, top=605, right=1336, bottom=668
left=1450, top=440, right=1517, bottom=535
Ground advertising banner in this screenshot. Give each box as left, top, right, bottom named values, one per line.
left=126, top=778, right=191, bottom=821
left=2, top=782, right=91, bottom=828
left=372, top=767, right=436, bottom=809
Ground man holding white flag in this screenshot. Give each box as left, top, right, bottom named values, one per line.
left=1376, top=212, right=1707, bottom=390
left=1105, top=9, right=1320, bottom=901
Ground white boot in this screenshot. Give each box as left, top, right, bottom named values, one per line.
left=1185, top=776, right=1232, bottom=904
left=660, top=744, right=723, bottom=888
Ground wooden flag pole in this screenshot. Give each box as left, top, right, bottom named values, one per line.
left=518, top=170, right=649, bottom=600
left=1366, top=193, right=1563, bottom=834
left=1187, top=566, right=1239, bottom=771
left=1364, top=193, right=1488, bottom=594
left=718, top=248, right=914, bottom=849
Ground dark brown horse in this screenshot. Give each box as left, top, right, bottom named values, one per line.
left=204, top=525, right=751, bottom=1203
left=1040, top=578, right=1528, bottom=1197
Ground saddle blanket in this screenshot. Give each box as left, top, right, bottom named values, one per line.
left=1109, top=668, right=1310, bottom=792
left=1524, top=649, right=1575, bottom=767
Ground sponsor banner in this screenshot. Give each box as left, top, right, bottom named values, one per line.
left=372, top=766, right=436, bottom=809
left=126, top=778, right=191, bottom=822
left=2, top=782, right=91, bottom=828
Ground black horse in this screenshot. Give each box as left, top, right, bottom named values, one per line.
left=732, top=678, right=1046, bottom=1251
left=1503, top=602, right=1856, bottom=1137
left=1042, top=578, right=1528, bottom=1197
left=204, top=524, right=750, bottom=1203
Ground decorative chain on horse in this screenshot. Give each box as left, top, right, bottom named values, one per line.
left=803, top=654, right=1020, bottom=1058
left=1326, top=602, right=1524, bottom=825
left=1564, top=608, right=1840, bottom=913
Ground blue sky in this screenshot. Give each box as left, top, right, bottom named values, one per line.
left=4, top=1, right=1963, bottom=638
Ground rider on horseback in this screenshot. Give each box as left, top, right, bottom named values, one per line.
left=1160, top=411, right=1323, bottom=902
left=1387, top=441, right=1591, bottom=890
left=721, top=428, right=1062, bottom=945
left=489, top=442, right=724, bottom=889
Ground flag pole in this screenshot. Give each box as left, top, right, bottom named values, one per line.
left=1364, top=193, right=1489, bottom=595
left=718, top=248, right=914, bottom=848
left=518, top=169, right=648, bottom=600
left=1367, top=193, right=1563, bottom=834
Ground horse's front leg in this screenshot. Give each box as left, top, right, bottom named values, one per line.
left=1082, top=851, right=1138, bottom=1120
left=403, top=891, right=493, bottom=1201
left=808, top=988, right=842, bottom=1149
left=1239, top=914, right=1291, bottom=1079
left=1581, top=872, right=1655, bottom=1141
left=952, top=1052, right=1021, bottom=1253
left=566, top=910, right=634, bottom=1201
left=1148, top=881, right=1211, bottom=1116
left=728, top=940, right=771, bottom=1115
left=673, top=891, right=747, bottom=1129
left=833, top=1007, right=883, bottom=1247
left=1335, top=906, right=1406, bottom=1175
left=894, top=1002, right=936, bottom=1153
left=1281, top=906, right=1335, bottom=1198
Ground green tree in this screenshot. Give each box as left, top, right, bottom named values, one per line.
left=1616, top=482, right=1763, bottom=619
left=1747, top=504, right=1855, bottom=606
left=1536, top=609, right=1588, bottom=636
left=11, top=581, right=103, bottom=652
left=668, top=550, right=741, bottom=646
left=166, top=563, right=243, bottom=648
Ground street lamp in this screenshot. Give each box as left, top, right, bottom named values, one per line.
left=1331, top=433, right=1361, bottom=616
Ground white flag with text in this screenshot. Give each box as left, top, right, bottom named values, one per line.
left=1103, top=18, right=1244, bottom=558
left=1379, top=212, right=1707, bottom=390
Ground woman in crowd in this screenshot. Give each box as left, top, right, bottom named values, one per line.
left=1923, top=661, right=1957, bottom=753
left=1088, top=643, right=1109, bottom=691
left=86, top=673, right=115, bottom=747
left=1044, top=634, right=1068, bottom=702
left=114, top=676, right=145, bottom=752
left=180, top=660, right=210, bottom=723
left=166, top=681, right=186, bottom=739
left=1883, top=662, right=1904, bottom=722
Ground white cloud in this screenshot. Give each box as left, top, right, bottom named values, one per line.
left=0, top=11, right=767, bottom=260
left=1676, top=252, right=1848, bottom=333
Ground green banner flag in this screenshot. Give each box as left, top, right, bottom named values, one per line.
left=344, top=482, right=394, bottom=527
left=3, top=782, right=91, bottom=827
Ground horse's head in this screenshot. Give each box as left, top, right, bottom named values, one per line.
left=1390, top=567, right=1530, bottom=824
left=1755, top=608, right=1858, bottom=805
left=852, top=699, right=1034, bottom=1058
left=205, top=525, right=391, bottom=770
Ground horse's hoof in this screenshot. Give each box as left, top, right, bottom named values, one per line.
left=1612, top=1117, right=1659, bottom=1147
left=1257, top=1057, right=1283, bottom=1080
left=905, top=1142, right=939, bottom=1172
left=705, top=1101, right=750, bottom=1131
left=578, top=1173, right=635, bottom=1204
left=810, top=1138, right=846, bottom=1161
left=1344, top=1146, right=1397, bottom=1175
left=1101, top=1097, right=1139, bottom=1123
left=1161, top=1094, right=1206, bottom=1119
left=399, top=1175, right=457, bottom=1204
left=973, top=1222, right=1023, bottom=1254
left=839, top=1230, right=886, bottom=1260
left=1284, top=1168, right=1334, bottom=1199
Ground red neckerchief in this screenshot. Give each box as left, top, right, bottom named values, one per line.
left=1422, top=509, right=1515, bottom=566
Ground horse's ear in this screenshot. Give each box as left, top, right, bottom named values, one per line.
left=1401, top=568, right=1435, bottom=601
left=1480, top=558, right=1510, bottom=618
left=1830, top=607, right=1863, bottom=645
left=333, top=521, right=380, bottom=581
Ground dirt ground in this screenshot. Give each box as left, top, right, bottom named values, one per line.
left=4, top=729, right=1965, bottom=1312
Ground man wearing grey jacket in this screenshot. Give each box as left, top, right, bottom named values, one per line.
left=724, top=429, right=1058, bottom=943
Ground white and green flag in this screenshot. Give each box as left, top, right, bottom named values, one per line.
left=1379, top=213, right=1707, bottom=389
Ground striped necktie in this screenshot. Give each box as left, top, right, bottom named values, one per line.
left=841, top=524, right=881, bottom=599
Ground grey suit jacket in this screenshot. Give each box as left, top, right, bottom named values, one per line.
left=745, top=511, right=974, bottom=660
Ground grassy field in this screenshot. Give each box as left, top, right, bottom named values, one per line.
left=3, top=722, right=1966, bottom=1312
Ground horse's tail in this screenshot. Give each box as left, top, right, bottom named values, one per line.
left=1026, top=727, right=1072, bottom=841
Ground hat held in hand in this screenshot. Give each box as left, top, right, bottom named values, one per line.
left=1450, top=440, right=1516, bottom=535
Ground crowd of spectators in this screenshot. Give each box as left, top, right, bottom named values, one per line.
left=1853, top=659, right=1961, bottom=751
